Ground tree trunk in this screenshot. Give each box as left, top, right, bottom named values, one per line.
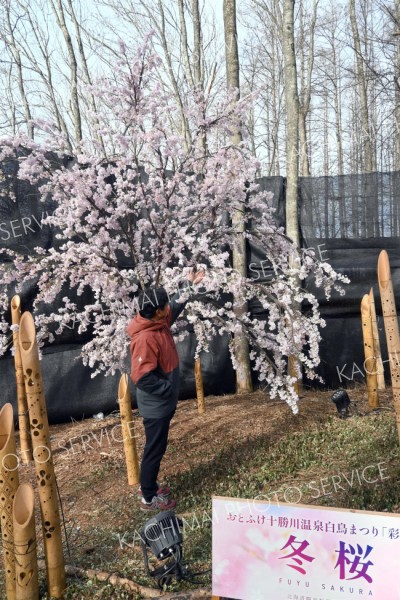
left=349, top=0, right=374, bottom=173
left=334, top=57, right=346, bottom=237
left=223, top=0, right=253, bottom=393
left=298, top=0, right=318, bottom=177
left=192, top=0, right=203, bottom=88
left=283, top=0, right=300, bottom=247
left=283, top=0, right=302, bottom=390
left=395, top=0, right=400, bottom=170
left=50, top=0, right=82, bottom=145
left=323, top=88, right=332, bottom=236
left=178, top=0, right=195, bottom=88
left=66, top=0, right=106, bottom=155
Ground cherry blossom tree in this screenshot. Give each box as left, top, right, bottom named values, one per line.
left=0, top=36, right=348, bottom=412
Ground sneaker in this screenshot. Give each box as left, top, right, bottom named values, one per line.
left=140, top=494, right=177, bottom=512
left=137, top=484, right=171, bottom=498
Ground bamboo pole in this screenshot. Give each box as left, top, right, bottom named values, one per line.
left=194, top=357, right=205, bottom=415
left=13, top=484, right=39, bottom=600
left=118, top=374, right=139, bottom=486
left=369, top=288, right=385, bottom=390
left=19, top=312, right=65, bottom=598
left=0, top=403, right=20, bottom=600
left=361, top=294, right=380, bottom=408
left=288, top=355, right=301, bottom=396
left=377, top=250, right=400, bottom=440
left=11, top=295, right=33, bottom=463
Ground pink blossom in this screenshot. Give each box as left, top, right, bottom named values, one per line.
left=0, top=37, right=348, bottom=411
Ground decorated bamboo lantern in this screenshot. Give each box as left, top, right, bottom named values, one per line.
left=18, top=312, right=65, bottom=598
left=361, top=294, right=379, bottom=409
left=118, top=374, right=140, bottom=486
left=11, top=295, right=33, bottom=463
left=369, top=288, right=385, bottom=390
left=194, top=357, right=205, bottom=415
left=0, top=403, right=20, bottom=600
left=13, top=484, right=39, bottom=600
left=377, top=250, right=400, bottom=440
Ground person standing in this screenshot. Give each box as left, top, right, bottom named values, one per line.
left=127, top=268, right=205, bottom=511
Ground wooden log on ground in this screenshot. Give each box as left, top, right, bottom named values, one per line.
left=37, top=560, right=211, bottom=598
left=19, top=312, right=65, bottom=598
left=118, top=374, right=140, bottom=486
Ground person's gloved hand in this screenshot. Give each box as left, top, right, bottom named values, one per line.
left=187, top=266, right=206, bottom=285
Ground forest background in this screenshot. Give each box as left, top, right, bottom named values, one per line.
left=0, top=0, right=398, bottom=177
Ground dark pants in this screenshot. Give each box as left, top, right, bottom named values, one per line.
left=140, top=410, right=175, bottom=502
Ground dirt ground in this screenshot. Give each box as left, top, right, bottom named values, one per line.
left=22, top=387, right=341, bottom=532
left=1, top=384, right=399, bottom=598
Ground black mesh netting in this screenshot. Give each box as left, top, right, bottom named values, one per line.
left=0, top=161, right=399, bottom=422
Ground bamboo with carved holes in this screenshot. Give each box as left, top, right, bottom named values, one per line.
left=0, top=403, right=20, bottom=600
left=361, top=294, right=379, bottom=408
left=13, top=484, right=39, bottom=600
left=377, top=250, right=400, bottom=441
left=118, top=374, right=139, bottom=486
left=11, top=295, right=32, bottom=463
left=369, top=288, right=385, bottom=390
left=195, top=357, right=205, bottom=415
left=19, top=312, right=65, bottom=598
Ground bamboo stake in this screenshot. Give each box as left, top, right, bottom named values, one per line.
left=361, top=294, right=380, bottom=408
left=0, top=403, right=20, bottom=600
left=194, top=357, right=205, bottom=415
left=288, top=355, right=300, bottom=396
left=11, top=295, right=33, bottom=463
left=369, top=288, right=385, bottom=390
left=13, top=484, right=39, bottom=600
left=19, top=312, right=65, bottom=598
left=377, top=250, right=400, bottom=440
left=118, top=374, right=139, bottom=486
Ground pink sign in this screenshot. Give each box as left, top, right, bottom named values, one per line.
left=212, top=496, right=400, bottom=600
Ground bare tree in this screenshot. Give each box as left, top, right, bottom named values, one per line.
left=102, top=0, right=220, bottom=150
left=0, top=0, right=34, bottom=138
left=298, top=0, right=318, bottom=177
left=241, top=0, right=285, bottom=175
left=64, top=0, right=105, bottom=155
left=12, top=0, right=73, bottom=149
left=49, top=0, right=82, bottom=145
left=349, top=0, right=375, bottom=172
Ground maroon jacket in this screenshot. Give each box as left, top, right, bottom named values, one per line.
left=126, top=293, right=188, bottom=418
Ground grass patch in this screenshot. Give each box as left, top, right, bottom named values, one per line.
left=1, top=405, right=398, bottom=599
left=169, top=411, right=399, bottom=593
